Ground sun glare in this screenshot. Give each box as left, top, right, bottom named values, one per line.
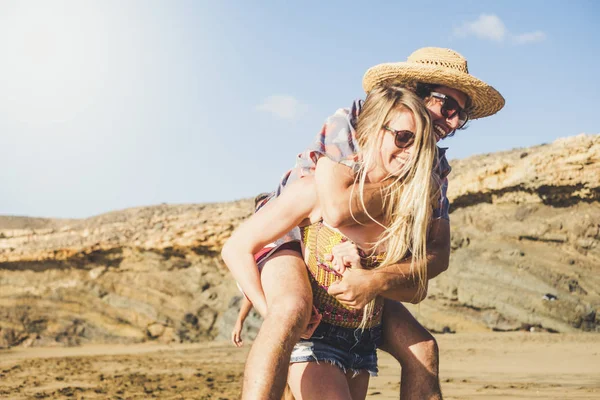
left=0, top=2, right=110, bottom=125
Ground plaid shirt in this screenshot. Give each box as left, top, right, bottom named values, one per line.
left=257, top=100, right=451, bottom=220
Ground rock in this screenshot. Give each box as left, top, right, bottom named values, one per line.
left=0, top=135, right=599, bottom=347
left=0, top=328, right=15, bottom=349
left=88, top=266, right=107, bottom=280
left=407, top=134, right=600, bottom=334
left=147, top=323, right=166, bottom=339
left=158, top=327, right=177, bottom=344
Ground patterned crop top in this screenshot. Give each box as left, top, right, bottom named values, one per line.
left=301, top=222, right=385, bottom=329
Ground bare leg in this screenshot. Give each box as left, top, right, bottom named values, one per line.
left=282, top=384, right=295, bottom=400
left=242, top=250, right=313, bottom=400
left=379, top=300, right=442, bottom=400
left=345, top=370, right=370, bottom=400
left=288, top=362, right=352, bottom=400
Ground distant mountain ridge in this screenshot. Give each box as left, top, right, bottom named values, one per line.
left=1, top=134, right=598, bottom=348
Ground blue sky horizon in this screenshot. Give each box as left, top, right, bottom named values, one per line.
left=1, top=0, right=599, bottom=219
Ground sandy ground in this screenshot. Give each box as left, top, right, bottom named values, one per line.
left=0, top=333, right=598, bottom=399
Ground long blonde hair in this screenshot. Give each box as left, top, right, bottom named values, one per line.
left=352, top=85, right=440, bottom=328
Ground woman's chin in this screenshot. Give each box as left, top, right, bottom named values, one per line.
left=389, top=160, right=407, bottom=173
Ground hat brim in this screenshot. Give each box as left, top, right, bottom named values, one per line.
left=362, top=62, right=505, bottom=120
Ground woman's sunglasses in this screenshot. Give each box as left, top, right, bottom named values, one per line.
left=430, top=91, right=469, bottom=129
left=383, top=126, right=415, bottom=149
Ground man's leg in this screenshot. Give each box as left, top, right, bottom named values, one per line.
left=242, top=249, right=312, bottom=400
left=380, top=300, right=442, bottom=400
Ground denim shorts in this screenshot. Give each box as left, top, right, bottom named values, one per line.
left=290, top=322, right=382, bottom=376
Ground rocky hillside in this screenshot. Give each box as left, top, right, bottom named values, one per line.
left=1, top=134, right=598, bottom=348
left=0, top=202, right=252, bottom=348
left=410, top=134, right=599, bottom=333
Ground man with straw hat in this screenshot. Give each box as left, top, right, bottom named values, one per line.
left=240, top=47, right=504, bottom=400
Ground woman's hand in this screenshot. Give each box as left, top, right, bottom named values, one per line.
left=300, top=306, right=323, bottom=339
left=231, top=321, right=244, bottom=347
left=325, top=240, right=362, bottom=275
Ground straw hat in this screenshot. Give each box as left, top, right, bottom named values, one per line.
left=362, top=47, right=505, bottom=119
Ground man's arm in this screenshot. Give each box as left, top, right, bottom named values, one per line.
left=377, top=218, right=450, bottom=297
left=315, top=157, right=387, bottom=227
left=328, top=218, right=450, bottom=308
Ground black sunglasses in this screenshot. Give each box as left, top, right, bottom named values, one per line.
left=430, top=91, right=469, bottom=129
left=383, top=126, right=415, bottom=149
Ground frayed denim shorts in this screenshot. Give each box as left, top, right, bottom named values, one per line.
left=290, top=322, right=382, bottom=376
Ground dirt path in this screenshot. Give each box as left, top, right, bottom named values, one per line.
left=1, top=333, right=598, bottom=399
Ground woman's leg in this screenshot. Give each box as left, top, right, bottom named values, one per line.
left=242, top=250, right=313, bottom=400
left=288, top=362, right=352, bottom=400
left=380, top=300, right=442, bottom=400
left=345, top=370, right=370, bottom=400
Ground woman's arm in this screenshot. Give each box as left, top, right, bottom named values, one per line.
left=231, top=297, right=253, bottom=347
left=314, top=157, right=387, bottom=228
left=221, top=176, right=320, bottom=317
left=237, top=296, right=254, bottom=325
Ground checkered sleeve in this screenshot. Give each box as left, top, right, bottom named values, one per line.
left=272, top=101, right=362, bottom=199
left=296, top=102, right=361, bottom=173
left=432, top=149, right=451, bottom=220
left=433, top=177, right=450, bottom=220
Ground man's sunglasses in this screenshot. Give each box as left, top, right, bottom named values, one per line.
left=383, top=126, right=415, bottom=149
left=430, top=91, right=469, bottom=129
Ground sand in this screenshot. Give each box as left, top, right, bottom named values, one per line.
left=0, top=333, right=598, bottom=399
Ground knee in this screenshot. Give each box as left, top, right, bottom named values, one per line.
left=266, top=295, right=313, bottom=329
left=414, top=336, right=439, bottom=362
left=385, top=330, right=439, bottom=370
left=406, top=336, right=439, bottom=372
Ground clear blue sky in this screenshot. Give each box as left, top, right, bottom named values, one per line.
left=1, top=0, right=598, bottom=218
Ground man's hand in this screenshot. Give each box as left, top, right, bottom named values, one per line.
left=326, top=219, right=451, bottom=309
left=327, top=268, right=378, bottom=310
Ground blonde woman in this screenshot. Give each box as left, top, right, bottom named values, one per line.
left=223, top=86, right=440, bottom=399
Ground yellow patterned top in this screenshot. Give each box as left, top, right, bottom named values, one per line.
left=301, top=222, right=385, bottom=329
